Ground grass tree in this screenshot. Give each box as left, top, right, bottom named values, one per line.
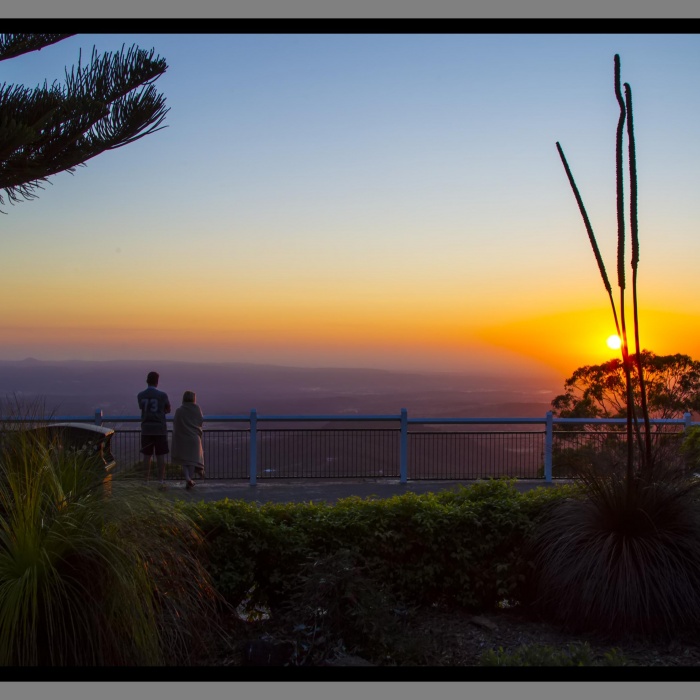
left=0, top=406, right=228, bottom=665
left=532, top=55, right=700, bottom=639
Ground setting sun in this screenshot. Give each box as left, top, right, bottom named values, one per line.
left=607, top=334, right=622, bottom=350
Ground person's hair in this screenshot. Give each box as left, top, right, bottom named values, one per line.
left=146, top=371, right=159, bottom=386
left=182, top=390, right=196, bottom=404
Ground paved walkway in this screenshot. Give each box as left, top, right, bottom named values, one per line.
left=159, top=478, right=565, bottom=505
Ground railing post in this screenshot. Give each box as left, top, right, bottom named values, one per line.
left=94, top=408, right=103, bottom=426
left=684, top=412, right=693, bottom=432
left=249, top=408, right=257, bottom=486
left=399, top=408, right=408, bottom=483
left=544, top=411, right=553, bottom=483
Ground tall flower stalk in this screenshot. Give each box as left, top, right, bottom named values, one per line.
left=625, top=81, right=654, bottom=470
left=555, top=143, right=622, bottom=343
left=556, top=54, right=651, bottom=485
left=612, top=54, right=638, bottom=487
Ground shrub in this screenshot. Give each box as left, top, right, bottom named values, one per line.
left=187, top=479, right=578, bottom=616
left=188, top=497, right=310, bottom=613
left=0, top=424, right=226, bottom=665
left=270, top=548, right=420, bottom=665
left=681, top=426, right=700, bottom=473
left=531, top=452, right=700, bottom=639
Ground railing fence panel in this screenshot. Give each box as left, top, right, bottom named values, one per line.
left=257, top=429, right=399, bottom=479
left=408, top=431, right=545, bottom=480
left=3, top=410, right=697, bottom=483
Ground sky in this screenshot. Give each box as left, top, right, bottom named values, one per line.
left=1, top=33, right=698, bottom=381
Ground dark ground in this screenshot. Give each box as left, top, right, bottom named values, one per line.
left=202, top=597, right=700, bottom=669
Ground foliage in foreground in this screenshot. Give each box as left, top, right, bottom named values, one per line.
left=480, top=641, right=631, bottom=666
left=531, top=452, right=700, bottom=639
left=266, top=548, right=425, bottom=665
left=186, top=479, right=578, bottom=617
left=681, top=426, right=700, bottom=472
left=0, top=426, right=225, bottom=665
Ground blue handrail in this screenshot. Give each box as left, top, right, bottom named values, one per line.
left=3, top=410, right=696, bottom=485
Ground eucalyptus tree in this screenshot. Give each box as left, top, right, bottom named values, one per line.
left=552, top=351, right=700, bottom=424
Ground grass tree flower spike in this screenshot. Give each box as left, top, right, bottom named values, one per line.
left=554, top=142, right=621, bottom=340
left=625, top=81, right=653, bottom=469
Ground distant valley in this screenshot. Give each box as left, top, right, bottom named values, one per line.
left=0, top=358, right=561, bottom=421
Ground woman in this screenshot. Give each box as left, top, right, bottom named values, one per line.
left=171, top=390, right=204, bottom=490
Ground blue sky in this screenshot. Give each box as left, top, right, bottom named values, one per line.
left=1, top=33, right=698, bottom=376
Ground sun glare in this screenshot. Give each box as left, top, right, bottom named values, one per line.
left=606, top=334, right=622, bottom=350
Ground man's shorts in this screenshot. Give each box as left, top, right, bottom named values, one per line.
left=141, top=434, right=169, bottom=456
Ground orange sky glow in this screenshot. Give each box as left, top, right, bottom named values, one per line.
left=1, top=35, right=698, bottom=386
left=3, top=301, right=697, bottom=382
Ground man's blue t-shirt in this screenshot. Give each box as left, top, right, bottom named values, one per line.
left=137, top=386, right=171, bottom=436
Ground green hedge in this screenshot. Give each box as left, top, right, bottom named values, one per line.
left=181, top=479, right=579, bottom=614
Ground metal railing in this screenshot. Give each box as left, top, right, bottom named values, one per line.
left=409, top=430, right=545, bottom=480
left=2, top=409, right=697, bottom=484
left=551, top=424, right=689, bottom=478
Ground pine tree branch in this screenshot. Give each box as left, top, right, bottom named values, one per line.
left=0, top=34, right=76, bottom=61
left=0, top=37, right=168, bottom=208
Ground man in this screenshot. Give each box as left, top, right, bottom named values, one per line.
left=137, top=371, right=171, bottom=490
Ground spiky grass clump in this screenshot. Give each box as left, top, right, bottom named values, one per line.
left=532, top=451, right=700, bottom=640
left=0, top=425, right=226, bottom=665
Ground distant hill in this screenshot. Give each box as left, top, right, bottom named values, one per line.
left=0, top=358, right=561, bottom=420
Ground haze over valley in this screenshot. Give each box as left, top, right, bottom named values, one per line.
left=0, top=358, right=562, bottom=422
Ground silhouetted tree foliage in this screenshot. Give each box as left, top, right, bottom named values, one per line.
left=552, top=351, right=700, bottom=424
left=0, top=33, right=168, bottom=210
